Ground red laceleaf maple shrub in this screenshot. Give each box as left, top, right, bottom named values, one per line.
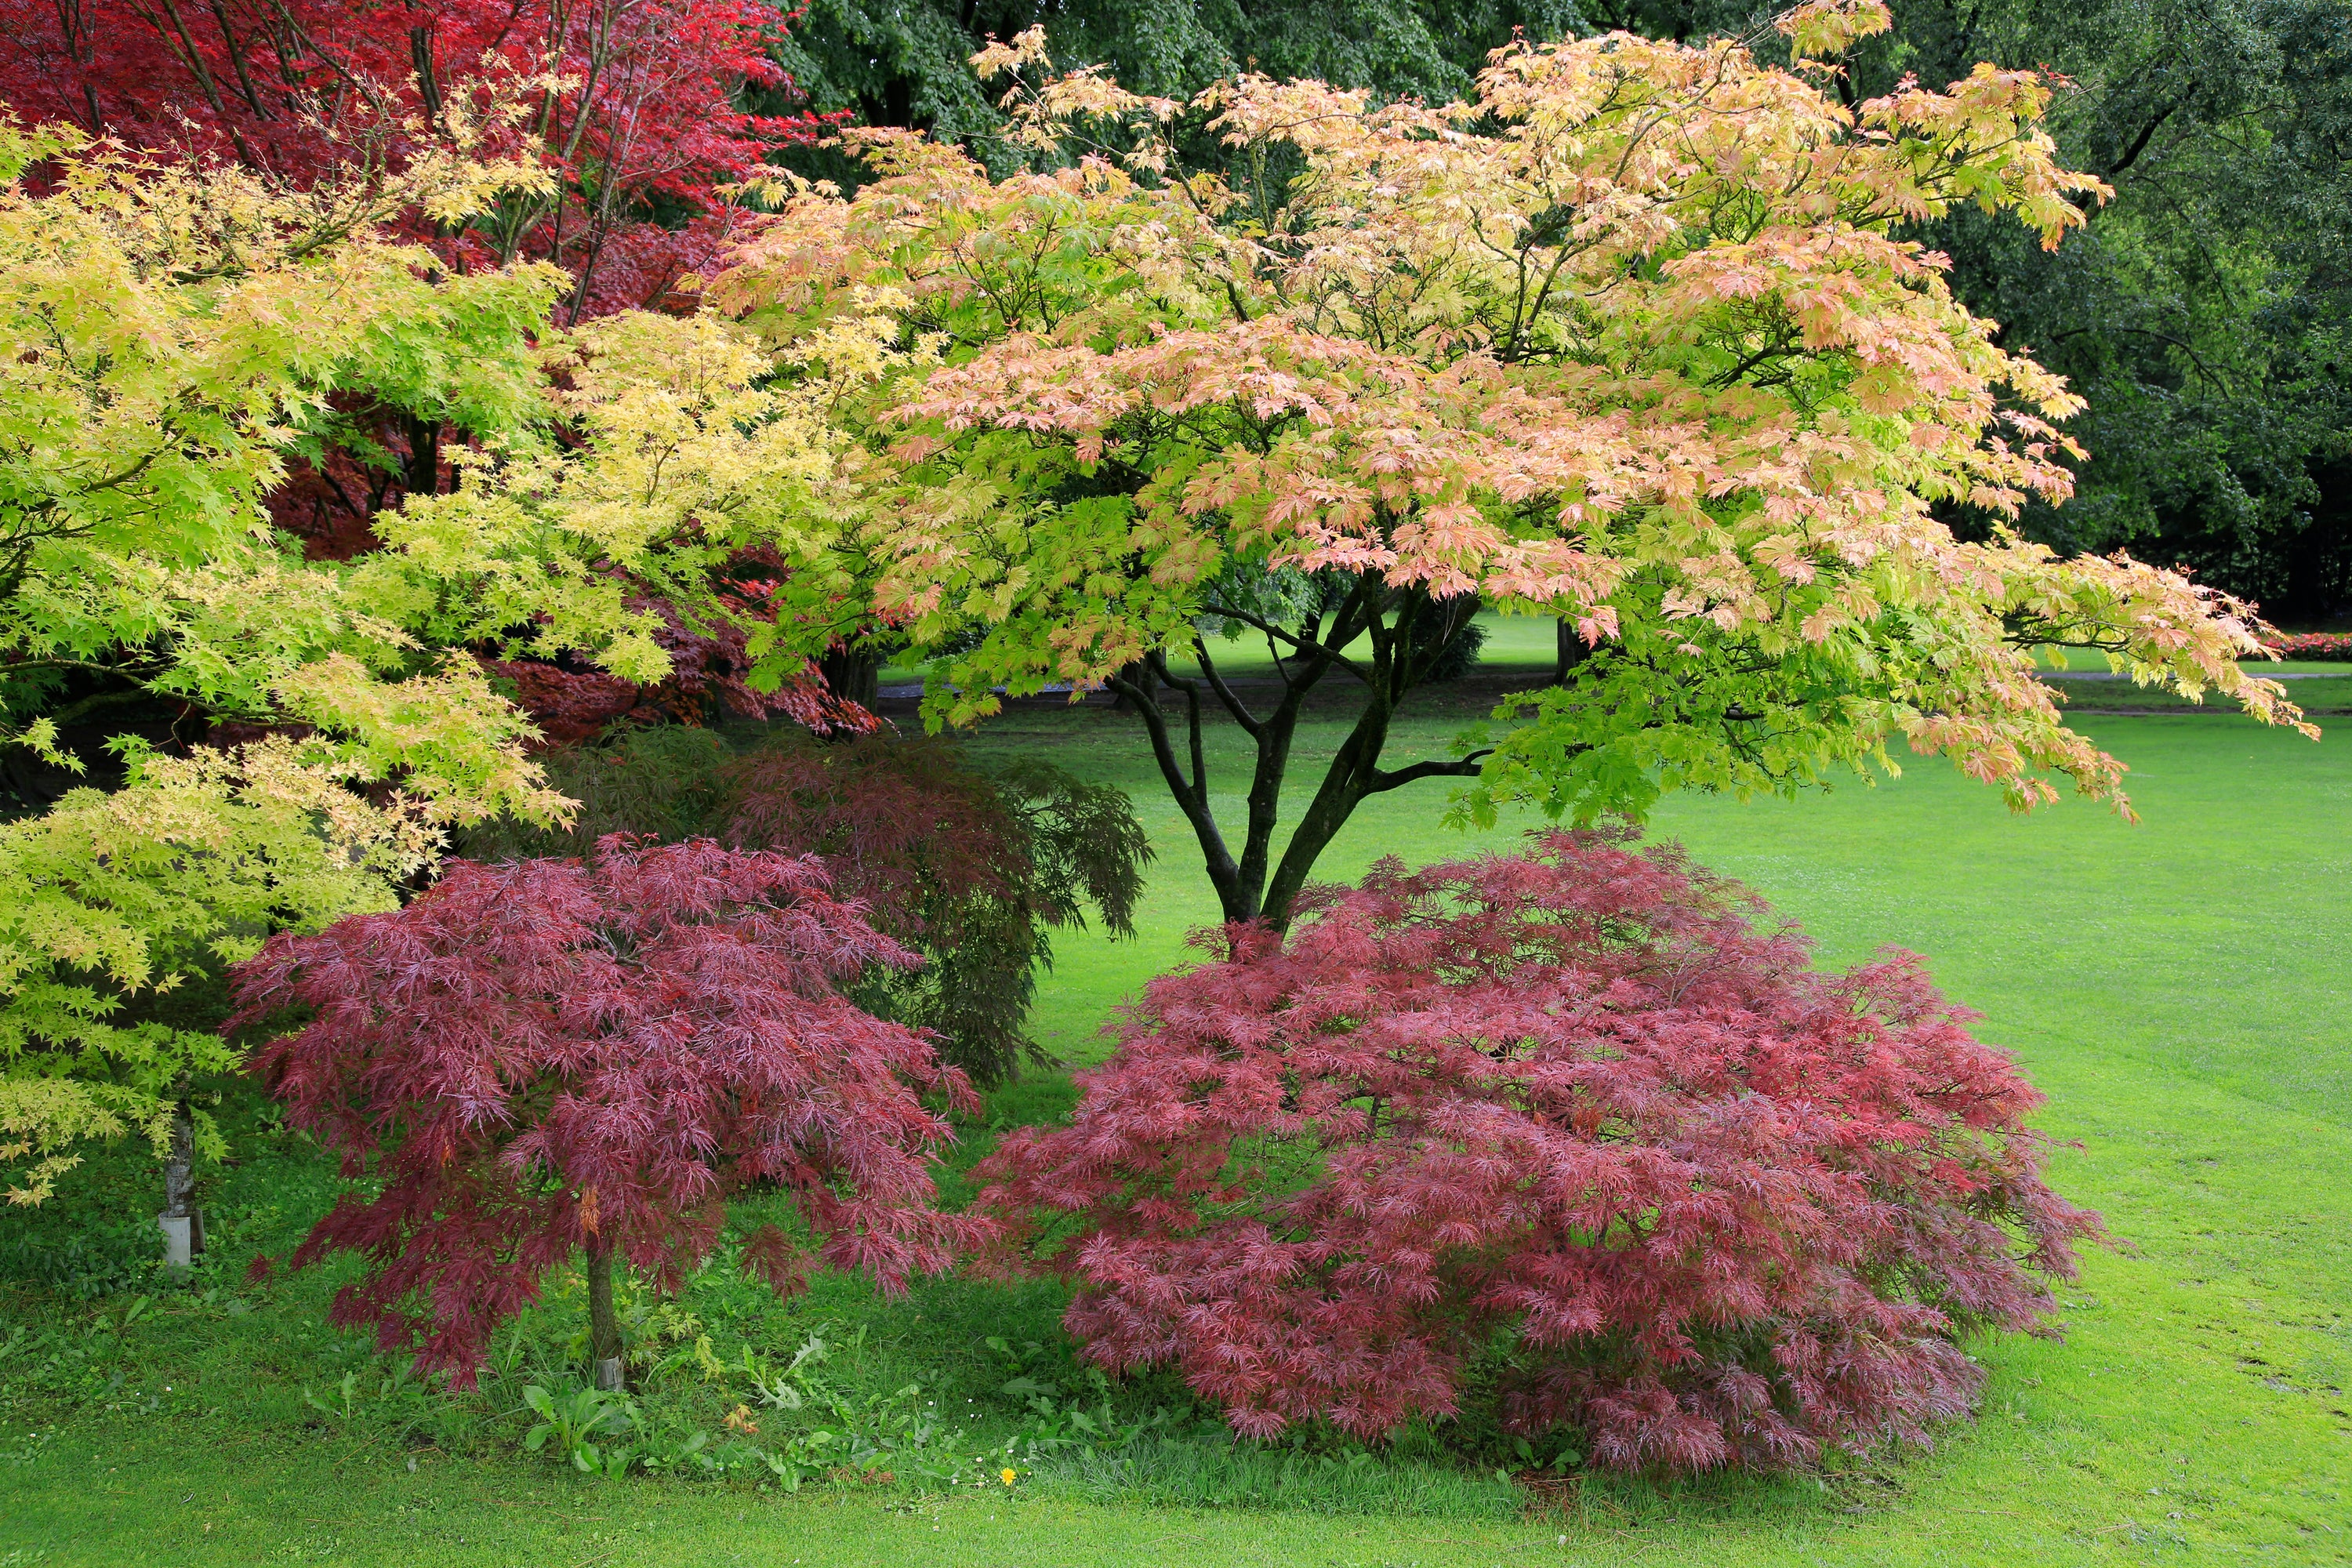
left=227, top=837, right=985, bottom=1386
left=974, top=830, right=2100, bottom=1473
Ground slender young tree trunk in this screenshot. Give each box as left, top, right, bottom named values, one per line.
left=159, top=1097, right=200, bottom=1268
left=585, top=1241, right=625, bottom=1391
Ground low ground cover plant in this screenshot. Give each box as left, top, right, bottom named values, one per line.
left=978, top=830, right=2100, bottom=1473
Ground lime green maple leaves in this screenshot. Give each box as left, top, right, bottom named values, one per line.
left=365, top=307, right=923, bottom=695
left=0, top=122, right=568, bottom=752
left=0, top=124, right=570, bottom=1201
left=0, top=740, right=427, bottom=1204
left=0, top=125, right=938, bottom=1198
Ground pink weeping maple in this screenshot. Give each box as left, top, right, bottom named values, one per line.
left=229, top=837, right=985, bottom=1387
left=975, top=830, right=2099, bottom=1473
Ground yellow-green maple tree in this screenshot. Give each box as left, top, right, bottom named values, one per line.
left=0, top=122, right=570, bottom=1201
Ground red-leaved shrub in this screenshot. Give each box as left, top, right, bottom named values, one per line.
left=229, top=837, right=984, bottom=1385
left=975, top=831, right=2099, bottom=1473
left=2261, top=632, right=2352, bottom=661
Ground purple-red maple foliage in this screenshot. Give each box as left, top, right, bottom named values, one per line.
left=715, top=736, right=1152, bottom=1084
left=230, top=837, right=984, bottom=1385
left=975, top=831, right=2099, bottom=1473
left=0, top=1, right=829, bottom=320
left=481, top=592, right=878, bottom=750
left=717, top=736, right=1037, bottom=924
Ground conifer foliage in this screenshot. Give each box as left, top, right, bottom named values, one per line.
left=977, top=831, right=2098, bottom=1472
left=230, top=837, right=983, bottom=1385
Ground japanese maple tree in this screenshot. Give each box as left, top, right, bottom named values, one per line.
left=230, top=837, right=984, bottom=1388
left=975, top=830, right=2100, bottom=1471
left=0, top=122, right=566, bottom=1209
left=0, top=0, right=828, bottom=322
left=713, top=735, right=1150, bottom=1083
left=716, top=2, right=2314, bottom=930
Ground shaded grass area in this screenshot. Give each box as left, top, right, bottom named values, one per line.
left=3, top=705, right=2349, bottom=1564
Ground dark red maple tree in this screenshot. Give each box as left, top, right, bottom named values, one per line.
left=229, top=837, right=985, bottom=1388
left=975, top=830, right=2100, bottom=1473
left=0, top=0, right=830, bottom=322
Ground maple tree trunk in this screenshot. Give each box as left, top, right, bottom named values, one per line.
left=1553, top=619, right=1591, bottom=686
left=818, top=647, right=883, bottom=710
left=1259, top=694, right=1396, bottom=930
left=401, top=412, right=441, bottom=499
left=585, top=1240, right=625, bottom=1391
left=158, top=1097, right=201, bottom=1267
left=1110, top=583, right=1497, bottom=932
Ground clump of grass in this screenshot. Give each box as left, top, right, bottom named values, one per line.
left=1033, top=1433, right=1523, bottom=1517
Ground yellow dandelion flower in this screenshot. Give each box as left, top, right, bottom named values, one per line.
left=1000, top=1467, right=1018, bottom=1486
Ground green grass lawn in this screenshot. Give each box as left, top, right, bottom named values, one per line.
left=879, top=610, right=2352, bottom=713
left=4, top=703, right=2348, bottom=1566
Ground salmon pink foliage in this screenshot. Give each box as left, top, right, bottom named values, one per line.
left=229, top=837, right=983, bottom=1385
left=715, top=6, right=2315, bottom=928
left=976, top=831, right=2097, bottom=1472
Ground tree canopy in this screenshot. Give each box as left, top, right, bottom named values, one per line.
left=231, top=837, right=983, bottom=1385
left=0, top=124, right=572, bottom=1200
left=0, top=126, right=854, bottom=1201
left=769, top=0, right=2352, bottom=623
left=0, top=0, right=2332, bottom=1205
left=977, top=831, right=2099, bottom=1466
left=718, top=6, right=2308, bottom=926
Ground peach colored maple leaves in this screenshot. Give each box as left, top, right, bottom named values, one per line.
left=710, top=4, right=2307, bottom=813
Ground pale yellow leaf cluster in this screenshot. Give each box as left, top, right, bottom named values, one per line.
left=359, top=306, right=920, bottom=689
left=0, top=739, right=425, bottom=1203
